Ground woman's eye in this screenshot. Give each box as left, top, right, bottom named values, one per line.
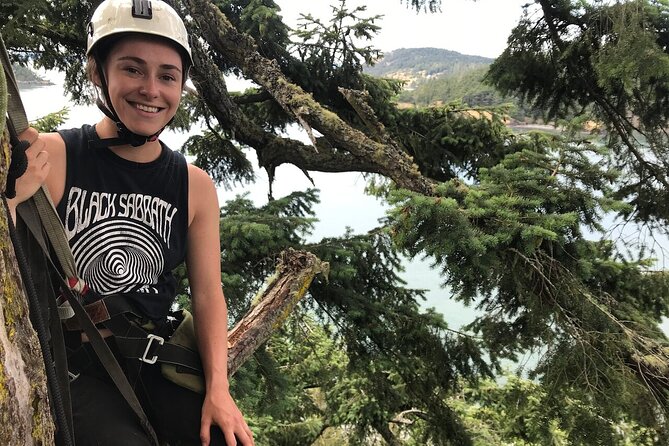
left=161, top=73, right=179, bottom=83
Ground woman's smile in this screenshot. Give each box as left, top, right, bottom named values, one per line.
left=132, top=102, right=163, bottom=114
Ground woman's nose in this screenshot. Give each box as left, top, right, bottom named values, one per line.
left=139, top=77, right=159, bottom=98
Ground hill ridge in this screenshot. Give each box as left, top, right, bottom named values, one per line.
left=365, top=47, right=493, bottom=86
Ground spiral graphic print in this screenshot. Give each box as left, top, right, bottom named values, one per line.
left=71, top=218, right=164, bottom=294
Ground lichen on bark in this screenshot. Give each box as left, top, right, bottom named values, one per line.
left=227, top=249, right=328, bottom=376
left=0, top=55, right=54, bottom=445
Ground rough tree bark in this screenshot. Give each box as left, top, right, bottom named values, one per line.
left=0, top=61, right=55, bottom=445
left=187, top=38, right=383, bottom=180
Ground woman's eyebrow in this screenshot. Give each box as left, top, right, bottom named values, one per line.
left=116, top=55, right=182, bottom=73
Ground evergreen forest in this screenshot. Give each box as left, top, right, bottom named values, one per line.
left=3, top=0, right=669, bottom=445
left=367, top=48, right=543, bottom=123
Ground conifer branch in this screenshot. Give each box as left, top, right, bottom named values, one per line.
left=182, top=0, right=438, bottom=196
left=339, top=87, right=390, bottom=144
left=537, top=0, right=669, bottom=190
left=232, top=90, right=272, bottom=105
left=187, top=35, right=387, bottom=175
left=511, top=248, right=669, bottom=411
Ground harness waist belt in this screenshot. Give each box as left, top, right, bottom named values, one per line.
left=64, top=295, right=203, bottom=374
left=63, top=295, right=139, bottom=331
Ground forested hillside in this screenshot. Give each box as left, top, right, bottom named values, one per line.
left=365, top=47, right=492, bottom=77
left=364, top=47, right=491, bottom=88
left=397, top=65, right=503, bottom=106
left=366, top=48, right=540, bottom=122
left=12, top=63, right=51, bottom=87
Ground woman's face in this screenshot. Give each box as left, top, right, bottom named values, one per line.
left=102, top=36, right=184, bottom=137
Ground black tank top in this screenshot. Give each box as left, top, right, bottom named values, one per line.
left=56, top=124, right=189, bottom=321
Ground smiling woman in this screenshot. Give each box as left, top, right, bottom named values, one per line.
left=84, top=0, right=191, bottom=151
left=6, top=0, right=255, bottom=445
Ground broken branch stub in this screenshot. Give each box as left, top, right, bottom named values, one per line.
left=227, top=249, right=328, bottom=376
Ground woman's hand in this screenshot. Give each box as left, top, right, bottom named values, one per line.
left=200, top=384, right=254, bottom=446
left=6, top=127, right=50, bottom=221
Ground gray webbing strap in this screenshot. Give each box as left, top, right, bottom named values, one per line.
left=33, top=185, right=79, bottom=281
left=1, top=36, right=78, bottom=285
left=16, top=199, right=75, bottom=320
left=0, top=34, right=27, bottom=133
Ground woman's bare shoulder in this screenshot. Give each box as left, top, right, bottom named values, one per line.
left=41, top=131, right=67, bottom=205
left=42, top=131, right=65, bottom=156
left=187, top=163, right=212, bottom=185
left=186, top=163, right=217, bottom=225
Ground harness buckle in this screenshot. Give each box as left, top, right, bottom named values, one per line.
left=139, top=334, right=164, bottom=364
left=68, top=371, right=80, bottom=382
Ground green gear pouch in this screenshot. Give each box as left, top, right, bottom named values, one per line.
left=160, top=309, right=205, bottom=394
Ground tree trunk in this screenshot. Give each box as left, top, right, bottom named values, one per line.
left=227, top=248, right=328, bottom=375
left=0, top=64, right=55, bottom=445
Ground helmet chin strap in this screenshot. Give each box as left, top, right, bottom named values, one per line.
left=92, top=98, right=162, bottom=148
left=89, top=60, right=164, bottom=149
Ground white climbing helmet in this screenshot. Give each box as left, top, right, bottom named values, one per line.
left=86, top=0, right=192, bottom=65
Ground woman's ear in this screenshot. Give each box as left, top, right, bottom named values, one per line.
left=86, top=56, right=103, bottom=87
left=91, top=66, right=102, bottom=87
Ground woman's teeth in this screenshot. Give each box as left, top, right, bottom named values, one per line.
left=136, top=103, right=159, bottom=113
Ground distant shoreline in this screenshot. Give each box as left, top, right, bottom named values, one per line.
left=509, top=123, right=560, bottom=133
left=13, top=63, right=55, bottom=89
left=17, top=79, right=54, bottom=89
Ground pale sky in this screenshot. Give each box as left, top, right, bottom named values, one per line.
left=274, top=0, right=530, bottom=58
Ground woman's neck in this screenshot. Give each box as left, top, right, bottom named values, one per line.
left=95, top=117, right=163, bottom=163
